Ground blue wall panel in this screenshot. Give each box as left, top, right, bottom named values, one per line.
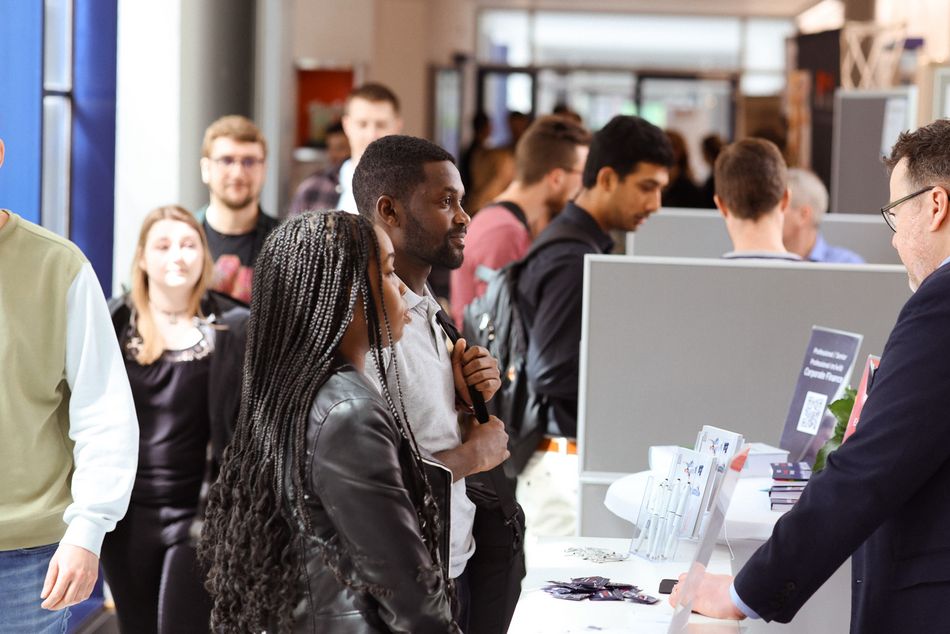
left=0, top=1, right=43, bottom=222
left=72, top=0, right=118, bottom=292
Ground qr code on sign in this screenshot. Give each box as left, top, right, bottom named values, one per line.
left=796, top=391, right=828, bottom=435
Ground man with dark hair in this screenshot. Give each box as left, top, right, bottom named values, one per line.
left=354, top=135, right=510, bottom=628
left=675, top=118, right=950, bottom=633
left=714, top=138, right=800, bottom=261
left=699, top=133, right=724, bottom=208
left=291, top=83, right=402, bottom=216
left=784, top=168, right=865, bottom=263
left=506, top=111, right=532, bottom=149
left=459, top=111, right=491, bottom=194
left=515, top=115, right=672, bottom=535
left=450, top=115, right=591, bottom=325
left=287, top=121, right=350, bottom=217
left=551, top=103, right=583, bottom=124
left=197, top=114, right=279, bottom=303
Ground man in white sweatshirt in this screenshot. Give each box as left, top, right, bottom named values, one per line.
left=0, top=137, right=139, bottom=631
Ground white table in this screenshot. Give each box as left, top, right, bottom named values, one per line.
left=509, top=536, right=742, bottom=634
left=601, top=471, right=851, bottom=634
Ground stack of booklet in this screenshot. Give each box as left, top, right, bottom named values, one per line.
left=769, top=462, right=812, bottom=511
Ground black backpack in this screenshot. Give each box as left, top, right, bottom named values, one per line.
left=461, top=223, right=601, bottom=477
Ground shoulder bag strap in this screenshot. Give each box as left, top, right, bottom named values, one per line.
left=434, top=309, right=521, bottom=525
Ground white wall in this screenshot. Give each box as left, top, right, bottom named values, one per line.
left=369, top=0, right=429, bottom=136
left=293, top=0, right=375, bottom=67
left=290, top=0, right=478, bottom=138
left=257, top=0, right=296, bottom=216
left=113, top=0, right=257, bottom=294
left=114, top=0, right=183, bottom=294
left=877, top=0, right=950, bottom=63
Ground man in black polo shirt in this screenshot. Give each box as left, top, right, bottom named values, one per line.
left=196, top=115, right=279, bottom=303
left=516, top=115, right=673, bottom=535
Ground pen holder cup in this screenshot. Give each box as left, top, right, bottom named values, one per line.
left=628, top=476, right=686, bottom=562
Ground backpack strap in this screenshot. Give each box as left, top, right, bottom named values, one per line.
left=503, top=221, right=605, bottom=312
left=523, top=221, right=603, bottom=262
left=496, top=201, right=530, bottom=233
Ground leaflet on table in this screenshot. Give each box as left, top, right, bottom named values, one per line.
left=666, top=447, right=714, bottom=538
left=778, top=326, right=863, bottom=465
left=842, top=354, right=880, bottom=443
left=695, top=425, right=744, bottom=513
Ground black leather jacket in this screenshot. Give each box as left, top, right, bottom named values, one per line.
left=287, top=362, right=459, bottom=633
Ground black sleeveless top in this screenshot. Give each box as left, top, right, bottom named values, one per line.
left=123, top=327, right=213, bottom=508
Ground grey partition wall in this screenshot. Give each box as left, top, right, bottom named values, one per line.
left=626, top=209, right=901, bottom=264
left=577, top=255, right=910, bottom=537
left=830, top=87, right=917, bottom=215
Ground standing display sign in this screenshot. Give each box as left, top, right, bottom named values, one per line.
left=779, top=326, right=863, bottom=464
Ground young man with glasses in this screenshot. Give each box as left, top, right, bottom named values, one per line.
left=675, top=118, right=950, bottom=633
left=449, top=115, right=591, bottom=326
left=197, top=115, right=279, bottom=303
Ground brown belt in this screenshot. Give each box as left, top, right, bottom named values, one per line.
left=537, top=437, right=578, bottom=454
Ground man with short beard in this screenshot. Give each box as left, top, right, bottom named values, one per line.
left=196, top=115, right=279, bottom=303
left=354, top=135, right=511, bottom=630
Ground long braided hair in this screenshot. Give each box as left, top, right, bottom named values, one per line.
left=199, top=211, right=448, bottom=632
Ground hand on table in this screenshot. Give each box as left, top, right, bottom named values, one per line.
left=668, top=572, right=745, bottom=620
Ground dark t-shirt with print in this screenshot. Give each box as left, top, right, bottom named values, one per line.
left=204, top=221, right=257, bottom=267
left=200, top=210, right=279, bottom=304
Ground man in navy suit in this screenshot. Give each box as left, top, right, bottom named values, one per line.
left=671, top=118, right=950, bottom=633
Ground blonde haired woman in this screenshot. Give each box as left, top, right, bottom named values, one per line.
left=101, top=205, right=249, bottom=634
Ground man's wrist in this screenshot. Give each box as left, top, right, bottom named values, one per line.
left=61, top=517, right=105, bottom=558
left=729, top=582, right=759, bottom=620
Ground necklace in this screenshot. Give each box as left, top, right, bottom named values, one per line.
left=150, top=302, right=188, bottom=325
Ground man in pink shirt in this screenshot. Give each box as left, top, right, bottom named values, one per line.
left=450, top=115, right=591, bottom=325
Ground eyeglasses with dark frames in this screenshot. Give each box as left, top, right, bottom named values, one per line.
left=880, top=185, right=935, bottom=232
left=210, top=156, right=264, bottom=170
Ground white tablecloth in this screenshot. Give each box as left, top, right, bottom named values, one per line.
left=509, top=536, right=742, bottom=634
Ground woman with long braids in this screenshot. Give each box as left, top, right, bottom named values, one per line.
left=102, top=205, right=248, bottom=633
left=200, top=211, right=459, bottom=633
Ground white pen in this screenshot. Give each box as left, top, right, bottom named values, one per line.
left=660, top=480, right=683, bottom=556
left=664, top=480, right=690, bottom=559
left=634, top=477, right=658, bottom=552
left=649, top=481, right=671, bottom=559
left=645, top=480, right=665, bottom=556
left=653, top=480, right=677, bottom=559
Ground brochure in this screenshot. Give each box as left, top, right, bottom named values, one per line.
left=694, top=425, right=744, bottom=512
left=778, top=326, right=862, bottom=465
left=666, top=447, right=714, bottom=538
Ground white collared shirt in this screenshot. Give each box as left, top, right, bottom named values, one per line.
left=337, top=159, right=358, bottom=214
left=366, top=283, right=476, bottom=578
